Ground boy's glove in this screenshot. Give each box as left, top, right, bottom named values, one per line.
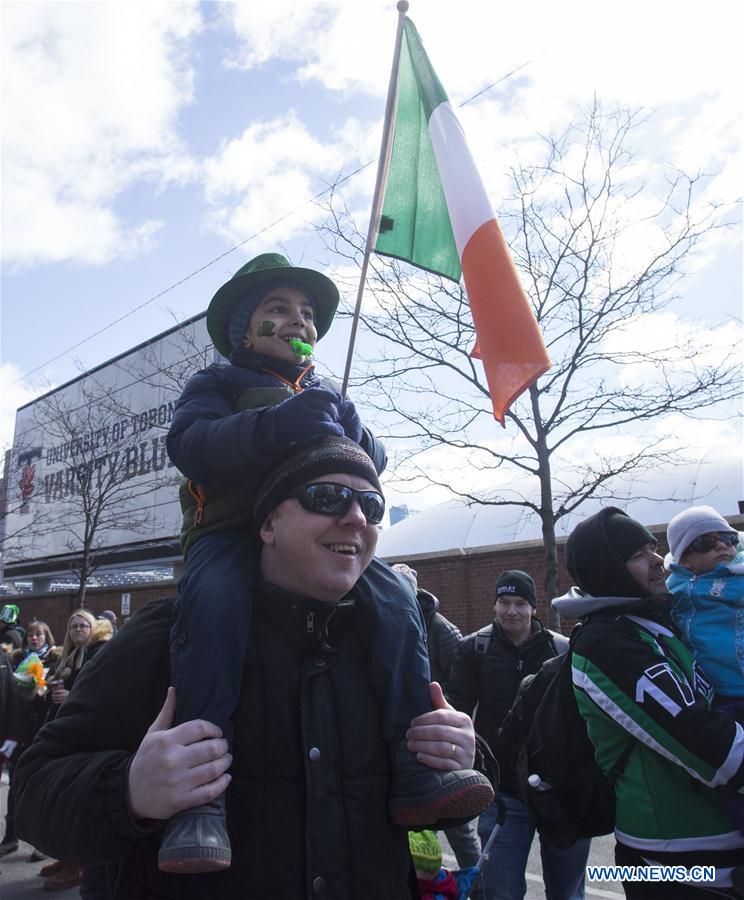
left=252, top=387, right=344, bottom=457
left=337, top=399, right=363, bottom=444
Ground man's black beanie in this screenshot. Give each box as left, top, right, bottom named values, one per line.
left=566, top=507, right=656, bottom=598
left=253, top=435, right=382, bottom=530
left=495, top=570, right=537, bottom=608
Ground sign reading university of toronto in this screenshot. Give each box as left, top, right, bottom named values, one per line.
left=3, top=314, right=214, bottom=576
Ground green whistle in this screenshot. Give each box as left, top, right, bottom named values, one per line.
left=289, top=338, right=313, bottom=358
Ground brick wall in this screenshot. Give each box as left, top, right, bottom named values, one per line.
left=383, top=515, right=744, bottom=637
left=6, top=514, right=742, bottom=641
left=382, top=539, right=569, bottom=636
left=5, top=583, right=177, bottom=644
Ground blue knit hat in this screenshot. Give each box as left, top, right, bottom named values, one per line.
left=227, top=278, right=318, bottom=351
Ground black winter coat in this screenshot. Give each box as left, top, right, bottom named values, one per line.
left=15, top=589, right=414, bottom=900
left=447, top=620, right=567, bottom=794
left=416, top=590, right=462, bottom=689
left=0, top=649, right=22, bottom=744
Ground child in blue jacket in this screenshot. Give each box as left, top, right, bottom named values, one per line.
left=161, top=253, right=492, bottom=873
left=666, top=503, right=744, bottom=831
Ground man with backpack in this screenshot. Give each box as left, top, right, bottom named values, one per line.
left=553, top=507, right=744, bottom=898
left=448, top=570, right=590, bottom=899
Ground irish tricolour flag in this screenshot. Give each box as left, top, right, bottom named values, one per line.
left=375, top=17, right=550, bottom=424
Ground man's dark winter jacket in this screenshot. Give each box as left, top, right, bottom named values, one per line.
left=416, top=590, right=461, bottom=689
left=447, top=620, right=567, bottom=794
left=14, top=591, right=414, bottom=900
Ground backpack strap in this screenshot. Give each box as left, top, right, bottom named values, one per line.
left=473, top=625, right=493, bottom=657
left=607, top=739, right=635, bottom=787
left=568, top=621, right=635, bottom=787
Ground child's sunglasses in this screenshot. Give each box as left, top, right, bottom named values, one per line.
left=286, top=482, right=385, bottom=524
left=686, top=531, right=738, bottom=554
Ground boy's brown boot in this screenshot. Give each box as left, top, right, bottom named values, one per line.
left=158, top=796, right=231, bottom=874
left=387, top=742, right=494, bottom=828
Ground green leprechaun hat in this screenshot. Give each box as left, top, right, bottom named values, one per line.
left=207, top=253, right=340, bottom=359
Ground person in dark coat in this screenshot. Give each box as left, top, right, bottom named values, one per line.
left=14, top=436, right=493, bottom=900
left=392, top=564, right=484, bottom=896
left=448, top=570, right=589, bottom=900
left=0, top=641, right=21, bottom=875
left=1, top=621, right=56, bottom=864
left=162, top=253, right=487, bottom=872
left=392, top=564, right=463, bottom=687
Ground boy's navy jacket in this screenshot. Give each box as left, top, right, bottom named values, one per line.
left=166, top=351, right=386, bottom=552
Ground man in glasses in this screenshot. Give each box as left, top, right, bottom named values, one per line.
left=15, top=436, right=492, bottom=899
left=552, top=507, right=744, bottom=898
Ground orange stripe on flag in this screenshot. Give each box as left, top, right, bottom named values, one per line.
left=462, top=219, right=551, bottom=425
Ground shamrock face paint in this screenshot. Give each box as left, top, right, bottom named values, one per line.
left=256, top=320, right=276, bottom=337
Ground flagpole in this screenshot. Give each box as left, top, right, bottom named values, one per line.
left=341, top=0, right=409, bottom=398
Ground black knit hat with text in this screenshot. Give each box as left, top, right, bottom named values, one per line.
left=495, top=570, right=537, bottom=608
left=566, top=507, right=656, bottom=597
left=253, top=435, right=382, bottom=530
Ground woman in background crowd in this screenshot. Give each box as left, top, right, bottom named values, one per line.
left=34, top=610, right=105, bottom=892
left=1, top=621, right=57, bottom=862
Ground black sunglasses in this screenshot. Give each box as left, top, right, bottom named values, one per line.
left=286, top=482, right=385, bottom=524
left=686, top=531, right=738, bottom=554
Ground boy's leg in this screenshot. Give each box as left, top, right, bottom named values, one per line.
left=170, top=530, right=260, bottom=746
left=355, top=559, right=493, bottom=827
left=160, top=529, right=259, bottom=874
left=353, top=558, right=432, bottom=738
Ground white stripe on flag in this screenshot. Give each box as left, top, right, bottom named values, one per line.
left=428, top=101, right=494, bottom=258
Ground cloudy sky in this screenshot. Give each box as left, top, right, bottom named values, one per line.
left=2, top=0, right=742, bottom=537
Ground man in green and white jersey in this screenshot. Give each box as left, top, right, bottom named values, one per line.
left=553, top=507, right=744, bottom=898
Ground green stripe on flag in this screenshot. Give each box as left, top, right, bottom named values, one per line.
left=374, top=18, right=461, bottom=282
left=403, top=18, right=448, bottom=120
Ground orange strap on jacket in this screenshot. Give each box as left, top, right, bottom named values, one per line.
left=263, top=363, right=314, bottom=395
left=187, top=481, right=207, bottom=526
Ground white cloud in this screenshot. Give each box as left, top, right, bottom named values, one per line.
left=220, top=1, right=740, bottom=107
left=218, top=0, right=741, bottom=240
left=603, top=312, right=743, bottom=389
left=201, top=112, right=368, bottom=250
left=2, top=3, right=202, bottom=267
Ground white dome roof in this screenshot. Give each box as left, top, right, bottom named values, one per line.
left=378, top=498, right=544, bottom=558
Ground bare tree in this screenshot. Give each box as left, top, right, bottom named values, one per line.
left=319, top=103, right=742, bottom=625
left=3, top=319, right=212, bottom=605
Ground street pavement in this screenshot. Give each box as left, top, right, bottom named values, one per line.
left=2, top=775, right=622, bottom=899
